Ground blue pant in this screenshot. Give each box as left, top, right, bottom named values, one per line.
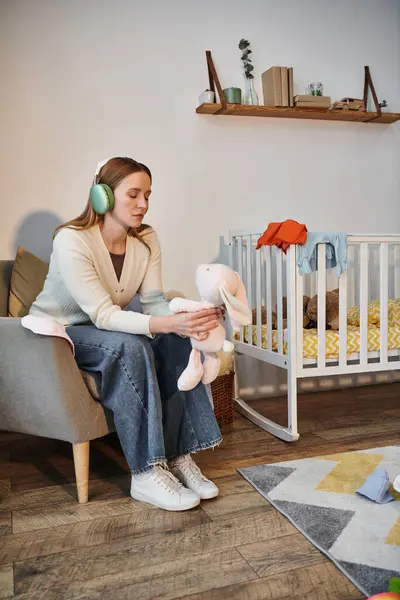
left=66, top=327, right=222, bottom=474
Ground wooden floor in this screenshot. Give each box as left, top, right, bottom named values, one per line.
left=1, top=383, right=399, bottom=600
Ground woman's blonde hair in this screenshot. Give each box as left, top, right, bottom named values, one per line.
left=54, top=157, right=152, bottom=248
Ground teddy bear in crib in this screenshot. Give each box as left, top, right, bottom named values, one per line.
left=307, top=288, right=339, bottom=330
left=252, top=289, right=339, bottom=330
left=252, top=296, right=310, bottom=329
left=169, top=264, right=252, bottom=391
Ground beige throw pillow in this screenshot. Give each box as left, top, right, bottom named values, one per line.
left=8, top=247, right=49, bottom=317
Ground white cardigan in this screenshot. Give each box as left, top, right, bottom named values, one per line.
left=29, top=225, right=171, bottom=337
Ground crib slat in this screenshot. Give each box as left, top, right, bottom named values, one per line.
left=237, top=237, right=244, bottom=343
left=246, top=236, right=253, bottom=345
left=360, top=243, right=369, bottom=365
left=380, top=243, right=389, bottom=365
left=348, top=244, right=356, bottom=308
left=296, top=269, right=304, bottom=371
left=395, top=244, right=400, bottom=298
left=256, top=246, right=262, bottom=348
left=287, top=246, right=298, bottom=432
left=276, top=249, right=283, bottom=354
left=265, top=247, right=273, bottom=352
left=339, top=270, right=348, bottom=368
left=317, top=244, right=326, bottom=369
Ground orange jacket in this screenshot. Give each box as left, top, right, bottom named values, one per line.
left=256, top=219, right=307, bottom=253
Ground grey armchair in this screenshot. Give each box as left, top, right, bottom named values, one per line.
left=0, top=260, right=115, bottom=503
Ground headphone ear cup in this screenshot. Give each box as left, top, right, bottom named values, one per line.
left=89, top=184, right=115, bottom=214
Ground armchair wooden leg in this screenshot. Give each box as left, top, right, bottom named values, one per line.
left=72, top=441, right=90, bottom=503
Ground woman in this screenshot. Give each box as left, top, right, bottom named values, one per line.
left=30, top=156, right=222, bottom=512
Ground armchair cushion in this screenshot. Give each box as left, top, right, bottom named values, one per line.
left=8, top=247, right=48, bottom=317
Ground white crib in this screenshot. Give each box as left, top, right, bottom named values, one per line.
left=224, top=229, right=400, bottom=442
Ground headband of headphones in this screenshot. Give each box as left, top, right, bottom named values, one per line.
left=92, top=156, right=117, bottom=185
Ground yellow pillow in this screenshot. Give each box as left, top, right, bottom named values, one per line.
left=8, top=247, right=49, bottom=317
left=347, top=301, right=379, bottom=326
left=347, top=299, right=400, bottom=327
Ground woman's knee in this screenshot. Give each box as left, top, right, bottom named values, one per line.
left=104, top=332, right=153, bottom=361
left=152, top=333, right=192, bottom=365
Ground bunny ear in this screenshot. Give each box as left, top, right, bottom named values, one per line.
left=219, top=273, right=252, bottom=333
left=233, top=271, right=249, bottom=308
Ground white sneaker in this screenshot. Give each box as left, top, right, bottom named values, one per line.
left=169, top=455, right=219, bottom=500
left=130, top=465, right=200, bottom=511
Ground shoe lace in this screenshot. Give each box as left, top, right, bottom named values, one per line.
left=153, top=466, right=184, bottom=493
left=177, top=456, right=209, bottom=483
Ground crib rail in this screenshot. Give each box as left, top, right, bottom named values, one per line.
left=229, top=230, right=400, bottom=378
left=231, top=232, right=294, bottom=370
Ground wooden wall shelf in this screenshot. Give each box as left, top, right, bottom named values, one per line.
left=196, top=103, right=400, bottom=124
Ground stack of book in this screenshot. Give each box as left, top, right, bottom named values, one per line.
left=261, top=67, right=332, bottom=110
left=261, top=66, right=294, bottom=107
left=294, top=95, right=331, bottom=109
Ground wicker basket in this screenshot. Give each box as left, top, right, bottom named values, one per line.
left=211, top=371, right=235, bottom=426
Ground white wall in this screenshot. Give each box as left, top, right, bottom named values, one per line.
left=1, top=0, right=399, bottom=296
left=2, top=0, right=399, bottom=399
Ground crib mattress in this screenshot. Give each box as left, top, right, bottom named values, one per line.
left=239, top=325, right=400, bottom=359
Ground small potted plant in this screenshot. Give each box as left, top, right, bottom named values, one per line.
left=239, top=39, right=259, bottom=105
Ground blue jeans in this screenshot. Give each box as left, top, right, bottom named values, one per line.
left=66, top=327, right=222, bottom=474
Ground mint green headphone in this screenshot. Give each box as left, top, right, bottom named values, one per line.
left=90, top=183, right=114, bottom=214
left=89, top=157, right=115, bottom=214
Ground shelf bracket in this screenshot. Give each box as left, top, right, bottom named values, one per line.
left=363, top=66, right=382, bottom=121
left=206, top=51, right=227, bottom=114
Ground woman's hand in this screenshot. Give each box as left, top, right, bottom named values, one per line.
left=149, top=308, right=222, bottom=340
left=170, top=308, right=221, bottom=340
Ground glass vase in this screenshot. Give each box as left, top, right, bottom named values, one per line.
left=243, top=77, right=259, bottom=105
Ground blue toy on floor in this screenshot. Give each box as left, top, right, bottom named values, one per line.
left=356, top=467, right=395, bottom=504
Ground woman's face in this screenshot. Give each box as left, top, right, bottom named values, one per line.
left=112, top=171, right=151, bottom=229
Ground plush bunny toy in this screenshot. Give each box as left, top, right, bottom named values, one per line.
left=169, top=264, right=252, bottom=392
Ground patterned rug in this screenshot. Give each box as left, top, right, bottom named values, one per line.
left=239, top=446, right=400, bottom=598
